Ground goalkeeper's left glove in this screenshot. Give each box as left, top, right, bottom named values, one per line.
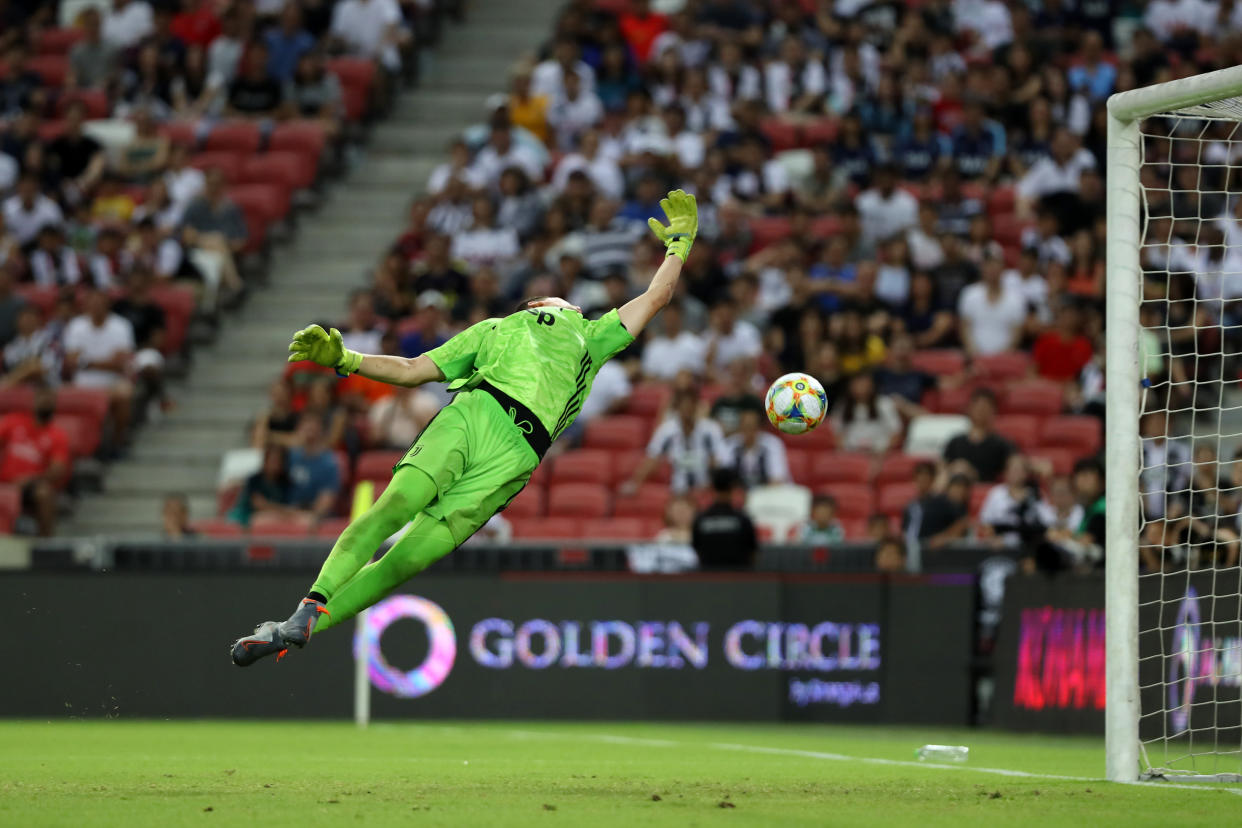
left=647, top=188, right=698, bottom=262
left=287, top=325, right=363, bottom=376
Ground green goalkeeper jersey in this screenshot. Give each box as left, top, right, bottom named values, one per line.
left=424, top=307, right=635, bottom=440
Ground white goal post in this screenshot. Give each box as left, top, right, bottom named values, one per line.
left=1107, top=66, right=1242, bottom=784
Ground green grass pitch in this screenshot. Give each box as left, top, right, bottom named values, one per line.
left=2, top=720, right=1238, bottom=827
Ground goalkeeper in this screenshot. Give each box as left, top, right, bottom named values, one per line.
left=231, top=190, right=698, bottom=665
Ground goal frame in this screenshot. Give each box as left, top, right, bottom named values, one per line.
left=1105, top=65, right=1242, bottom=783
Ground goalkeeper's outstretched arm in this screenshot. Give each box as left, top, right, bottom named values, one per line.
left=287, top=325, right=445, bottom=387
left=618, top=189, right=698, bottom=337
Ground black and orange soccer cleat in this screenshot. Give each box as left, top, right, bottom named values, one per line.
left=277, top=598, right=329, bottom=649
left=230, top=621, right=289, bottom=667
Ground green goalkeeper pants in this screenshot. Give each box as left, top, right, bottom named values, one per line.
left=311, top=390, right=538, bottom=632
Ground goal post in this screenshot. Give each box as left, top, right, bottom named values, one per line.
left=1106, top=66, right=1242, bottom=784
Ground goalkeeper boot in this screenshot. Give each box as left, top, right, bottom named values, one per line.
left=230, top=621, right=289, bottom=667
left=277, top=597, right=330, bottom=649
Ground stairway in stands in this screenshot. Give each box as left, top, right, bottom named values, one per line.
left=65, top=0, right=560, bottom=535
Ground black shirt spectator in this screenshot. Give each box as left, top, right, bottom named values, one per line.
left=692, top=469, right=757, bottom=569
left=943, top=388, right=1015, bottom=482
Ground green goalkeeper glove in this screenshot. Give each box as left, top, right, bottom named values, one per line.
left=647, top=188, right=698, bottom=262
left=287, top=325, right=363, bottom=376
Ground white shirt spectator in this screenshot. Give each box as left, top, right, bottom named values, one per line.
left=579, top=360, right=631, bottom=422
left=764, top=60, right=827, bottom=113
left=86, top=251, right=131, bottom=289
left=708, top=64, right=762, bottom=102
left=1144, top=0, right=1214, bottom=40
left=470, top=142, right=544, bottom=189
left=954, top=0, right=1013, bottom=50
left=1017, top=149, right=1096, bottom=202
left=330, top=0, right=403, bottom=71
left=1141, top=435, right=1191, bottom=520
left=856, top=187, right=919, bottom=244
left=207, top=35, right=243, bottom=88
left=1020, top=227, right=1072, bottom=267
left=340, top=328, right=382, bottom=355
left=728, top=161, right=789, bottom=201
left=1003, top=267, right=1051, bottom=323
left=426, top=200, right=472, bottom=236
left=4, top=325, right=60, bottom=385
left=426, top=162, right=485, bottom=195
left=646, top=416, right=728, bottom=492
left=979, top=483, right=1035, bottom=545
left=671, top=130, right=705, bottom=169
left=551, top=152, right=625, bottom=200
left=706, top=320, right=762, bottom=371
left=3, top=194, right=64, bottom=245
left=103, top=0, right=154, bottom=49
left=876, top=264, right=911, bottom=307
left=530, top=59, right=595, bottom=103
left=450, top=225, right=520, bottom=269
left=958, top=281, right=1028, bottom=355
left=548, top=90, right=604, bottom=151
left=30, top=247, right=83, bottom=287
left=642, top=329, right=706, bottom=380
left=833, top=396, right=902, bottom=453
left=164, top=166, right=205, bottom=223
left=679, top=93, right=733, bottom=132
left=63, top=313, right=135, bottom=389
left=906, top=225, right=944, bottom=270
left=723, top=432, right=790, bottom=488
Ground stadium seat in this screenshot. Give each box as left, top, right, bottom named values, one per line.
left=928, top=384, right=977, bottom=414
left=269, top=120, right=326, bottom=167
left=809, top=216, right=844, bottom=238
left=24, top=55, right=68, bottom=87
left=974, top=351, right=1032, bottom=382
left=612, top=483, right=670, bottom=517
left=550, top=449, right=613, bottom=485
left=36, top=119, right=66, bottom=142
left=991, top=214, right=1033, bottom=248
left=994, top=414, right=1041, bottom=451
left=325, top=57, right=376, bottom=93
left=316, top=518, right=351, bottom=538
left=189, top=151, right=244, bottom=182
left=625, top=382, right=670, bottom=419
left=355, top=450, right=403, bottom=484
left=611, top=450, right=671, bottom=485
left=777, top=422, right=835, bottom=451
left=159, top=120, right=199, bottom=148
left=52, top=414, right=98, bottom=458
left=874, top=453, right=935, bottom=486
left=250, top=513, right=311, bottom=537
left=785, top=449, right=812, bottom=485
left=988, top=185, right=1016, bottom=216
left=36, top=27, right=85, bottom=55
left=1002, top=381, right=1065, bottom=416
left=55, top=387, right=108, bottom=427
left=0, top=484, right=19, bottom=533
left=230, top=181, right=291, bottom=227
left=204, top=120, right=262, bottom=154
left=528, top=461, right=552, bottom=489
left=877, top=482, right=918, bottom=518
left=55, top=89, right=108, bottom=118
left=582, top=416, right=648, bottom=450
left=759, top=118, right=800, bottom=152
left=1039, top=415, right=1102, bottom=457
left=243, top=151, right=309, bottom=195
left=815, top=483, right=874, bottom=520
left=504, top=485, right=546, bottom=518
left=510, top=517, right=581, bottom=539
left=0, top=386, right=35, bottom=414
left=14, top=285, right=58, bottom=315
left=748, top=216, right=793, bottom=251
left=910, top=349, right=965, bottom=376
left=841, top=518, right=869, bottom=541
left=547, top=483, right=610, bottom=518
left=189, top=518, right=244, bottom=538
left=582, top=517, right=649, bottom=541
left=809, top=451, right=872, bottom=485
left=149, top=285, right=195, bottom=355
left=1034, top=447, right=1077, bottom=477
left=802, top=117, right=838, bottom=145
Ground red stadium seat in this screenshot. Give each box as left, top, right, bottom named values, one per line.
left=1002, top=381, right=1065, bottom=416
left=52, top=414, right=98, bottom=458
left=326, top=57, right=376, bottom=122
left=759, top=118, right=800, bottom=152
left=809, top=451, right=872, bottom=485
left=874, top=453, right=934, bottom=486
left=0, top=485, right=18, bottom=533
left=991, top=214, right=1033, bottom=248
left=189, top=151, right=244, bottom=182
left=190, top=518, right=244, bottom=538
left=56, top=89, right=108, bottom=118
left=550, top=449, right=613, bottom=485
left=528, top=461, right=551, bottom=489
left=0, top=386, right=35, bottom=414
left=994, top=414, right=1041, bottom=451
left=14, top=286, right=58, bottom=316
left=244, top=150, right=311, bottom=194
left=356, top=450, right=403, bottom=484
left=1039, top=415, right=1102, bottom=457
left=250, top=513, right=311, bottom=536
left=929, top=384, right=977, bottom=414
left=877, top=482, right=918, bottom=518
left=504, top=485, right=546, bottom=518
left=802, top=117, right=838, bottom=145
left=510, top=517, right=581, bottom=539
left=204, top=120, right=262, bottom=154
left=815, top=483, right=874, bottom=520
left=910, top=349, right=965, bottom=377
left=748, top=216, right=793, bottom=252
left=974, top=351, right=1032, bottom=382
left=809, top=216, right=843, bottom=238
left=988, top=185, right=1016, bottom=216
left=611, top=450, right=671, bottom=485
left=316, top=518, right=351, bottom=538
left=36, top=27, right=85, bottom=56
left=625, top=382, right=670, bottom=419
left=24, top=55, right=68, bottom=87
left=159, top=120, right=199, bottom=148
left=777, top=421, right=835, bottom=452
left=149, top=285, right=195, bottom=355
left=269, top=120, right=326, bottom=168
left=548, top=483, right=610, bottom=518
left=36, top=120, right=66, bottom=142
left=55, top=387, right=108, bottom=426
left=582, top=517, right=649, bottom=541
left=229, top=181, right=290, bottom=226
left=785, top=449, right=812, bottom=486
left=1034, top=447, right=1077, bottom=477
left=582, top=416, right=648, bottom=450
left=613, top=483, right=670, bottom=517
left=841, top=518, right=869, bottom=541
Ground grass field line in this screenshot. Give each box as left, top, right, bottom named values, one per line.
left=503, top=728, right=1242, bottom=796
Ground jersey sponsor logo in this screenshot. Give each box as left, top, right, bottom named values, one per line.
left=525, top=309, right=556, bottom=326
left=552, top=351, right=592, bottom=439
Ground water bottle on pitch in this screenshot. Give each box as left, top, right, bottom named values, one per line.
left=916, top=745, right=969, bottom=762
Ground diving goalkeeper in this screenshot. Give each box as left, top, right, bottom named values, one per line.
left=231, top=190, right=697, bottom=665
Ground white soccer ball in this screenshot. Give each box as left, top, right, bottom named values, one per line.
left=765, top=372, right=829, bottom=435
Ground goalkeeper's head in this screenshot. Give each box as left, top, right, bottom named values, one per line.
left=514, top=296, right=581, bottom=314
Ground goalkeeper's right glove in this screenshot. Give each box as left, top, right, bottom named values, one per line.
left=287, top=324, right=363, bottom=376
left=647, top=188, right=698, bottom=262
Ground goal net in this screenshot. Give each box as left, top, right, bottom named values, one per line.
left=1108, top=67, right=1242, bottom=784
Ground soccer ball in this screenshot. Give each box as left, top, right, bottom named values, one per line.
left=764, top=373, right=828, bottom=435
